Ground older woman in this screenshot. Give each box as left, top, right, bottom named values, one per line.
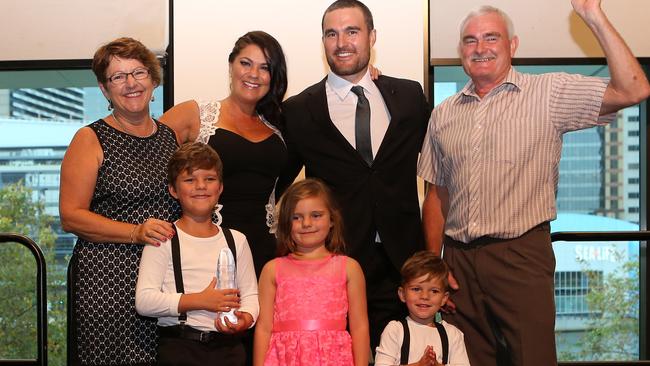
left=60, top=37, right=180, bottom=365
left=161, top=31, right=288, bottom=277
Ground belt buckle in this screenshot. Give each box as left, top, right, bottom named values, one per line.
left=199, top=331, right=211, bottom=343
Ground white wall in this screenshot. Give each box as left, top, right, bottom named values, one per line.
left=0, top=0, right=167, bottom=61
left=173, top=0, right=427, bottom=104
left=430, top=0, right=650, bottom=59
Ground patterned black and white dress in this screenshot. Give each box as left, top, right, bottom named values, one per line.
left=69, top=119, right=180, bottom=365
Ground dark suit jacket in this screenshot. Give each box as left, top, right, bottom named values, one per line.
left=278, top=75, right=430, bottom=271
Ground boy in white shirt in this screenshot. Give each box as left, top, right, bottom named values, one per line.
left=136, top=142, right=258, bottom=365
left=375, top=251, right=470, bottom=366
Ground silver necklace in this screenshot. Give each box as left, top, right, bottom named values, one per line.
left=111, top=112, right=157, bottom=137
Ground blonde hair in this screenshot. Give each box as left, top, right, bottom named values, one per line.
left=276, top=179, right=346, bottom=256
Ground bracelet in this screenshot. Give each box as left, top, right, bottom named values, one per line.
left=130, top=224, right=139, bottom=244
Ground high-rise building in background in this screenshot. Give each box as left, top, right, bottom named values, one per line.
left=10, top=88, right=85, bottom=121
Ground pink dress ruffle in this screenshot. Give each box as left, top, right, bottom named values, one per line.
left=264, top=255, right=353, bottom=366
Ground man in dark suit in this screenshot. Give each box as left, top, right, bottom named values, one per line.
left=278, top=0, right=430, bottom=352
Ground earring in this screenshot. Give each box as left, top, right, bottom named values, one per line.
left=151, top=95, right=155, bottom=102
left=107, top=100, right=113, bottom=111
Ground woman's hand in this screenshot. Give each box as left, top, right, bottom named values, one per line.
left=132, top=218, right=175, bottom=246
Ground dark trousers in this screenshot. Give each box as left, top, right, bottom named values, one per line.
left=157, top=333, right=245, bottom=366
left=443, top=223, right=557, bottom=366
left=359, top=243, right=407, bottom=356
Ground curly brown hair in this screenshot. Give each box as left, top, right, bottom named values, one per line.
left=92, top=37, right=162, bottom=86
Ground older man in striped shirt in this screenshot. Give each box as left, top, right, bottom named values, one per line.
left=417, top=1, right=650, bottom=366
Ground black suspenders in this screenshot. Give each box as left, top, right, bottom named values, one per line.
left=170, top=224, right=237, bottom=322
left=399, top=317, right=449, bottom=365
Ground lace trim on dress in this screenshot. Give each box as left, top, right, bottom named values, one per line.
left=197, top=100, right=220, bottom=144
left=197, top=100, right=284, bottom=234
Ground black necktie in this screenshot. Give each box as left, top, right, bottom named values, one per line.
left=351, top=85, right=372, bottom=166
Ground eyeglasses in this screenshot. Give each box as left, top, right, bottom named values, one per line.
left=107, top=68, right=150, bottom=85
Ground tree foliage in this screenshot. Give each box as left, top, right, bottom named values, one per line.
left=559, top=249, right=639, bottom=361
left=0, top=181, right=66, bottom=365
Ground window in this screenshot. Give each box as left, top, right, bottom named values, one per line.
left=555, top=270, right=603, bottom=316
left=0, top=66, right=165, bottom=365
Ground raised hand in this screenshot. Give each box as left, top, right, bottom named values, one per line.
left=571, top=0, right=603, bottom=23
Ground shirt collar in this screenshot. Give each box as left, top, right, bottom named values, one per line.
left=327, top=69, right=375, bottom=101
left=455, top=67, right=523, bottom=102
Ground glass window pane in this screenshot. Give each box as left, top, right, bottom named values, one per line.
left=0, top=241, right=37, bottom=360
left=0, top=68, right=164, bottom=366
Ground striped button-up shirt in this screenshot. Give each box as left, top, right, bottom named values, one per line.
left=418, top=67, right=612, bottom=243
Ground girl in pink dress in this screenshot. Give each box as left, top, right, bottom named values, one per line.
left=254, top=179, right=369, bottom=366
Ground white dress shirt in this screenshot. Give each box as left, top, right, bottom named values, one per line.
left=326, top=69, right=391, bottom=159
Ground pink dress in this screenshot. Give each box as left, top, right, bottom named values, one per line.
left=264, top=255, right=353, bottom=366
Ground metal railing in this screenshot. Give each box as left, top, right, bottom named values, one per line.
left=0, top=233, right=47, bottom=366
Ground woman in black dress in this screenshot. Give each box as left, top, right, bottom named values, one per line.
left=161, top=31, right=288, bottom=277
left=60, top=38, right=180, bottom=365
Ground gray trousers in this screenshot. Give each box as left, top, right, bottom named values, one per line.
left=443, top=222, right=557, bottom=366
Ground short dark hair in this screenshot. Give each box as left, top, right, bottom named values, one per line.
left=167, top=142, right=223, bottom=187
left=400, top=251, right=449, bottom=290
left=92, top=37, right=162, bottom=86
left=322, top=0, right=374, bottom=33
left=276, top=179, right=346, bottom=257
left=228, top=31, right=287, bottom=127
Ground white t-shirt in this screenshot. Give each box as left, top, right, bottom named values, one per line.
left=375, top=317, right=470, bottom=366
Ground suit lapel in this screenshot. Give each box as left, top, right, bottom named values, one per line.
left=373, top=76, right=400, bottom=163
left=306, top=78, right=365, bottom=161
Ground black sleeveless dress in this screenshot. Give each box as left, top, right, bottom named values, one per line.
left=207, top=128, right=287, bottom=277
left=70, top=119, right=180, bottom=365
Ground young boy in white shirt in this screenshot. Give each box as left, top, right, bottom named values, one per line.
left=136, top=142, right=258, bottom=365
left=375, top=251, right=470, bottom=366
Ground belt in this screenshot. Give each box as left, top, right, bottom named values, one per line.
left=272, top=319, right=347, bottom=332
left=158, top=325, right=237, bottom=344
left=445, top=221, right=550, bottom=248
